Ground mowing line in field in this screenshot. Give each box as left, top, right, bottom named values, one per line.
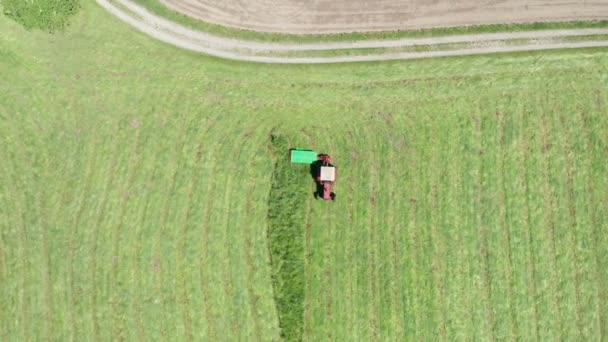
left=125, top=128, right=162, bottom=342
left=243, top=141, right=267, bottom=342
left=323, top=134, right=337, bottom=341
left=174, top=139, right=208, bottom=342
left=346, top=137, right=358, bottom=339
left=37, top=185, right=54, bottom=341
left=219, top=130, right=257, bottom=339
left=557, top=113, right=585, bottom=337
left=50, top=139, right=83, bottom=342
left=0, top=137, right=30, bottom=342
left=386, top=130, right=405, bottom=341
left=87, top=122, right=129, bottom=342
left=298, top=127, right=315, bottom=341
left=0, top=157, right=6, bottom=341
left=199, top=140, right=220, bottom=341
left=296, top=128, right=321, bottom=341
left=175, top=119, right=217, bottom=342
left=452, top=113, right=474, bottom=340
left=343, top=130, right=357, bottom=340
left=65, top=132, right=102, bottom=341
left=537, top=108, right=564, bottom=340
left=580, top=109, right=606, bottom=340
left=109, top=125, right=143, bottom=342
left=367, top=128, right=380, bottom=342
left=430, top=125, right=447, bottom=342
left=407, top=147, right=422, bottom=339
left=496, top=111, right=518, bottom=341
left=302, top=157, right=313, bottom=341
left=159, top=117, right=194, bottom=341
left=225, top=124, right=269, bottom=340
left=472, top=113, right=496, bottom=342
left=131, top=161, right=160, bottom=342
left=5, top=137, right=32, bottom=342
left=517, top=106, right=540, bottom=342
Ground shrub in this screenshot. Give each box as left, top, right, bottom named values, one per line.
left=2, top=0, right=80, bottom=32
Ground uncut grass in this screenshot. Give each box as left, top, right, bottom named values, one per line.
left=2, top=3, right=608, bottom=340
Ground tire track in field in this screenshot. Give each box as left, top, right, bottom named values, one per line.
left=496, top=111, right=518, bottom=341
left=175, top=140, right=204, bottom=342
left=537, top=109, right=563, bottom=340
left=17, top=130, right=55, bottom=341
left=52, top=150, right=81, bottom=342
left=225, top=123, right=267, bottom=340
left=366, top=126, right=380, bottom=342
left=557, top=113, right=584, bottom=337
left=302, top=170, right=313, bottom=341
left=67, top=134, right=101, bottom=342
left=242, top=137, right=267, bottom=342
left=131, top=163, right=160, bottom=342
left=38, top=188, right=54, bottom=341
left=408, top=145, right=421, bottom=339
left=89, top=122, right=127, bottom=342
left=299, top=128, right=316, bottom=342
left=175, top=121, right=215, bottom=342
left=219, top=127, right=258, bottom=339
left=0, top=139, right=31, bottom=342
left=452, top=121, right=473, bottom=338
left=580, top=110, right=605, bottom=340
left=430, top=130, right=447, bottom=342
left=9, top=129, right=34, bottom=342
left=385, top=130, right=405, bottom=341
left=517, top=107, right=540, bottom=342
left=199, top=136, right=222, bottom=341
left=472, top=113, right=496, bottom=342
left=0, top=168, right=8, bottom=341
left=323, top=133, right=341, bottom=341
left=0, top=154, right=7, bottom=341
left=345, top=130, right=357, bottom=340
left=109, top=126, right=143, bottom=342
left=155, top=119, right=190, bottom=342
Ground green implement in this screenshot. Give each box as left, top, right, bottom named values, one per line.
left=290, top=149, right=318, bottom=164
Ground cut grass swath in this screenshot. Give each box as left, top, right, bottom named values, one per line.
left=267, top=134, right=308, bottom=341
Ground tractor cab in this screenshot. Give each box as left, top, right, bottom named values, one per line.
left=316, top=154, right=336, bottom=201
left=290, top=149, right=337, bottom=201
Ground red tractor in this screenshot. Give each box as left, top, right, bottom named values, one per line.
left=315, top=154, right=337, bottom=201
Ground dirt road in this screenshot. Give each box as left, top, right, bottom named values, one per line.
left=161, top=0, right=608, bottom=34
left=98, top=0, right=608, bottom=63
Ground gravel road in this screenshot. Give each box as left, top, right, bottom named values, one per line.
left=98, top=0, right=608, bottom=63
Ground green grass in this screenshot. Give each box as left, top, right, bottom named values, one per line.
left=1, top=1, right=607, bottom=341
left=267, top=134, right=309, bottom=341
left=131, top=0, right=608, bottom=43
left=1, top=0, right=79, bottom=31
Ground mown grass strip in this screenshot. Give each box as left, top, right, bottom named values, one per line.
left=267, top=134, right=309, bottom=341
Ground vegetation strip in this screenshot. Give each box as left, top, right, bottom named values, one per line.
left=98, top=0, right=608, bottom=63
left=266, top=134, right=308, bottom=341
left=580, top=110, right=606, bottom=340
left=132, top=0, right=608, bottom=43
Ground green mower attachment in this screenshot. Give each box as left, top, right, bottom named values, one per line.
left=290, top=149, right=318, bottom=164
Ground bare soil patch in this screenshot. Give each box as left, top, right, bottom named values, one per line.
left=160, top=0, right=608, bottom=34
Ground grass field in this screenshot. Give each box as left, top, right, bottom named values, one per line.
left=1, top=1, right=607, bottom=341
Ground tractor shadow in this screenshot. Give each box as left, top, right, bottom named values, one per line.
left=309, top=160, right=324, bottom=199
